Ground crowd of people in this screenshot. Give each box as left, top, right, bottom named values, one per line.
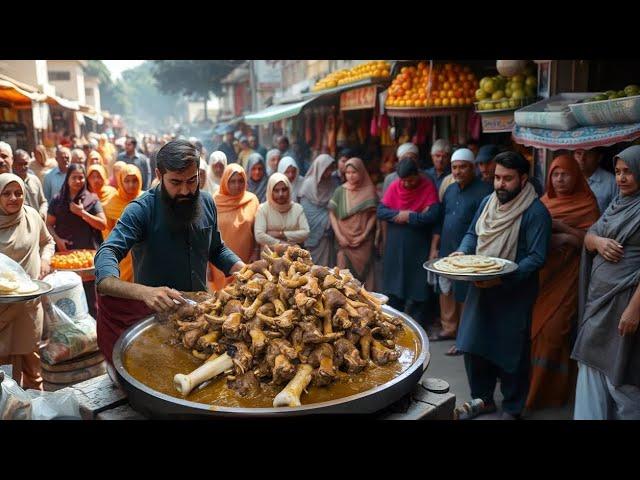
left=0, top=128, right=639, bottom=421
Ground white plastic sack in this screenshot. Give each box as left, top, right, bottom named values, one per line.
left=40, top=271, right=97, bottom=365
left=27, top=389, right=81, bottom=420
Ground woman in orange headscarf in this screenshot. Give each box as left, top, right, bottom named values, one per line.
left=209, top=164, right=260, bottom=291
left=102, top=164, right=143, bottom=282
left=525, top=154, right=600, bottom=410
left=86, top=164, right=118, bottom=240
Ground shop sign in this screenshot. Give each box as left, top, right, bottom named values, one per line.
left=481, top=112, right=515, bottom=133
left=340, top=85, right=377, bottom=111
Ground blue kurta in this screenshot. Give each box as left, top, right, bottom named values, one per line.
left=377, top=201, right=442, bottom=302
left=435, top=178, right=493, bottom=302
left=426, top=166, right=452, bottom=191
left=95, top=186, right=240, bottom=292
left=455, top=197, right=551, bottom=373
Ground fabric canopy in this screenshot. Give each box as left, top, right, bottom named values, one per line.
left=0, top=77, right=46, bottom=107
left=512, top=123, right=640, bottom=150
left=244, top=98, right=317, bottom=125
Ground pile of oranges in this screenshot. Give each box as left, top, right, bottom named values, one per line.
left=385, top=62, right=479, bottom=109
left=51, top=250, right=95, bottom=270
left=312, top=61, right=391, bottom=91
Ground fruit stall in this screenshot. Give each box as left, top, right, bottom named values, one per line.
left=512, top=84, right=640, bottom=151
left=246, top=61, right=394, bottom=181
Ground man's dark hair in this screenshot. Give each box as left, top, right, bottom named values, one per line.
left=156, top=139, right=200, bottom=174
left=338, top=147, right=355, bottom=159
left=495, top=151, right=529, bottom=176
left=278, top=136, right=289, bottom=146
left=397, top=158, right=419, bottom=179
left=13, top=149, right=29, bottom=160
left=126, top=136, right=137, bottom=147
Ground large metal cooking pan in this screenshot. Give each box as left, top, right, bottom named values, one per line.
left=112, top=305, right=429, bottom=418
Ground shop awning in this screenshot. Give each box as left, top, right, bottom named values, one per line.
left=0, top=75, right=46, bottom=107
left=45, top=94, right=79, bottom=111
left=512, top=123, right=640, bottom=150
left=244, top=98, right=317, bottom=126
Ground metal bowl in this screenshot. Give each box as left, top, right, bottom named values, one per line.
left=112, top=305, right=429, bottom=418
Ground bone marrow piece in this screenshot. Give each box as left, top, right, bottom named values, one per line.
left=273, top=364, right=314, bottom=407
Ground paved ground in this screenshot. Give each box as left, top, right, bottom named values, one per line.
left=426, top=338, right=573, bottom=420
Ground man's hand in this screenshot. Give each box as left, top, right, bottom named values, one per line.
left=449, top=251, right=465, bottom=257
left=39, top=259, right=51, bottom=279
left=394, top=210, right=411, bottom=224
left=55, top=237, right=73, bottom=252
left=229, top=261, right=245, bottom=275
left=474, top=278, right=502, bottom=289
left=338, top=237, right=350, bottom=249
left=69, top=200, right=85, bottom=217
left=142, top=286, right=185, bottom=313
left=596, top=237, right=624, bottom=263
left=618, top=304, right=640, bottom=336
left=429, top=249, right=439, bottom=261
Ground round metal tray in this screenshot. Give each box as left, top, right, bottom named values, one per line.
left=423, top=257, right=518, bottom=282
left=112, top=305, right=429, bottom=418
left=0, top=280, right=53, bottom=304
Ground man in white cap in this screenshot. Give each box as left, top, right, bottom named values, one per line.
left=426, top=139, right=452, bottom=191
left=382, top=142, right=429, bottom=195
left=429, top=148, right=493, bottom=354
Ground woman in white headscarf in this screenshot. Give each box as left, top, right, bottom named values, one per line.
left=299, top=154, right=339, bottom=266
left=277, top=156, right=304, bottom=202
left=204, top=151, right=227, bottom=196
left=254, top=173, right=309, bottom=248
left=265, top=149, right=281, bottom=177
left=0, top=173, right=56, bottom=390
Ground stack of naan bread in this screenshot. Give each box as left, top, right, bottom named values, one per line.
left=0, top=271, right=39, bottom=295
left=433, top=255, right=504, bottom=275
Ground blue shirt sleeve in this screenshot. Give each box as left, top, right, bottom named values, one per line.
left=377, top=203, right=399, bottom=221
left=457, top=199, right=486, bottom=254
left=94, top=200, right=148, bottom=285
left=408, top=202, right=442, bottom=227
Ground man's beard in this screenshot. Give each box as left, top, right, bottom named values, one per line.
left=160, top=181, right=202, bottom=230
left=496, top=184, right=522, bottom=204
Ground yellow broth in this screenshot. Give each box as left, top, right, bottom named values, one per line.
left=123, top=322, right=420, bottom=408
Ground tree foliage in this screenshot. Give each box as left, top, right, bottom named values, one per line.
left=152, top=60, right=243, bottom=99
left=84, top=60, right=129, bottom=116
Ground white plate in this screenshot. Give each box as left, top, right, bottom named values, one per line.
left=0, top=280, right=53, bottom=304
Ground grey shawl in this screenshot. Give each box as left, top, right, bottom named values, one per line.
left=246, top=153, right=268, bottom=203
left=573, top=149, right=640, bottom=387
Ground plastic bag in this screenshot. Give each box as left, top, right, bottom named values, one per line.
left=0, top=252, right=39, bottom=295
left=40, top=271, right=98, bottom=365
left=0, top=370, right=81, bottom=420
left=27, top=389, right=81, bottom=420
left=0, top=370, right=32, bottom=420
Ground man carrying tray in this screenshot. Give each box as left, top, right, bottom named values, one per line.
left=450, top=151, right=551, bottom=419
left=94, top=140, right=244, bottom=364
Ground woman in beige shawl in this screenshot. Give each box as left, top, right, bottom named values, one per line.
left=0, top=173, right=56, bottom=389
left=254, top=173, right=310, bottom=248
left=328, top=157, right=378, bottom=289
